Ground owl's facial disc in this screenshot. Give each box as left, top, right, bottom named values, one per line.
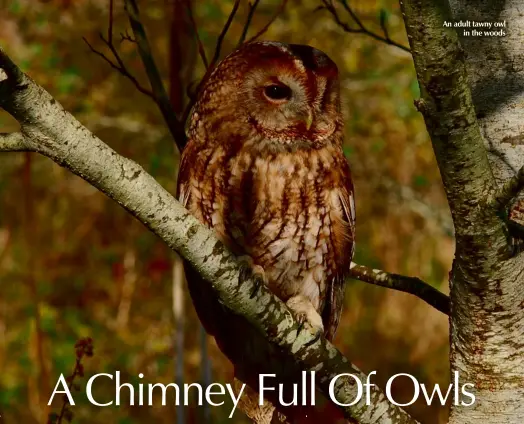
left=242, top=70, right=316, bottom=139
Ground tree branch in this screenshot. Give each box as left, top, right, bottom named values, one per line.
left=0, top=46, right=418, bottom=424
left=238, top=0, right=261, bottom=47
left=0, top=132, right=32, bottom=152
left=82, top=36, right=154, bottom=99
left=491, top=165, right=524, bottom=210
left=245, top=0, right=288, bottom=44
left=349, top=262, right=450, bottom=315
left=185, top=0, right=209, bottom=69
left=211, top=0, right=241, bottom=70
left=184, top=0, right=241, bottom=122
left=319, top=0, right=410, bottom=53
left=124, top=0, right=187, bottom=151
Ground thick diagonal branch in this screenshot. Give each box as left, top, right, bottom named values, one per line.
left=350, top=263, right=450, bottom=315
left=0, top=46, right=418, bottom=424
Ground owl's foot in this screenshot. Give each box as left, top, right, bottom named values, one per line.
left=237, top=255, right=267, bottom=298
left=286, top=295, right=324, bottom=346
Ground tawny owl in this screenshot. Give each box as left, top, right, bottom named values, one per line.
left=177, top=41, right=355, bottom=421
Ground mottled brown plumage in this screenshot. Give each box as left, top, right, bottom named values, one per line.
left=177, top=41, right=355, bottom=422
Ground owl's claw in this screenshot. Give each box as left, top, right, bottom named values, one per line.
left=293, top=312, right=323, bottom=347
left=304, top=330, right=322, bottom=347
left=286, top=295, right=324, bottom=345
left=250, top=280, right=261, bottom=298
left=237, top=255, right=267, bottom=298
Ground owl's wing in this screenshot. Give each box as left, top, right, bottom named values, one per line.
left=322, top=162, right=355, bottom=341
left=176, top=141, right=195, bottom=206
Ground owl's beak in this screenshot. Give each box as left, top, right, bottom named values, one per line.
left=303, top=109, right=314, bottom=131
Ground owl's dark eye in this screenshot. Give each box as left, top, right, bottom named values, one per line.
left=264, top=84, right=292, bottom=101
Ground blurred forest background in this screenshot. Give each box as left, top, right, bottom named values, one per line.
left=0, top=0, right=453, bottom=423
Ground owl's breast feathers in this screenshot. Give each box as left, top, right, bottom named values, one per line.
left=178, top=140, right=355, bottom=341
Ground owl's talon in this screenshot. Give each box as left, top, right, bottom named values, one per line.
left=295, top=315, right=306, bottom=335
left=237, top=255, right=267, bottom=297
left=304, top=329, right=322, bottom=347
left=294, top=312, right=323, bottom=345
left=250, top=277, right=262, bottom=298
left=286, top=295, right=324, bottom=340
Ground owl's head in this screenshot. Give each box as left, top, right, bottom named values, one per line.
left=191, top=41, right=342, bottom=150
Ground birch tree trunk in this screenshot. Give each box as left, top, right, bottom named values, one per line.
left=401, top=0, right=524, bottom=423
left=448, top=1, right=524, bottom=422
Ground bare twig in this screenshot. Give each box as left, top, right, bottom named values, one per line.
left=83, top=0, right=155, bottom=98
left=82, top=36, right=154, bottom=98
left=245, top=0, right=288, bottom=44
left=210, top=0, right=241, bottom=69
left=185, top=0, right=209, bottom=69
left=350, top=262, right=450, bottom=315
left=124, top=0, right=187, bottom=150
left=48, top=338, right=94, bottom=424
left=108, top=0, right=114, bottom=45
left=238, top=0, right=261, bottom=47
left=320, top=0, right=410, bottom=53
left=119, top=30, right=136, bottom=44
left=182, top=0, right=241, bottom=127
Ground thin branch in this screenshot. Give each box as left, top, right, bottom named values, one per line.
left=108, top=0, right=114, bottom=45
left=245, top=0, right=288, bottom=44
left=119, top=30, right=136, bottom=44
left=320, top=0, right=410, bottom=53
left=124, top=0, right=187, bottom=151
left=237, top=0, right=261, bottom=47
left=185, top=0, right=209, bottom=69
left=182, top=0, right=241, bottom=128
left=491, top=165, right=524, bottom=210
left=0, top=132, right=32, bottom=152
left=183, top=0, right=286, bottom=130
left=82, top=36, right=154, bottom=98
left=0, top=46, right=419, bottom=424
left=210, top=0, right=241, bottom=69
left=379, top=9, right=390, bottom=42
left=349, top=262, right=450, bottom=316
left=84, top=0, right=155, bottom=98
